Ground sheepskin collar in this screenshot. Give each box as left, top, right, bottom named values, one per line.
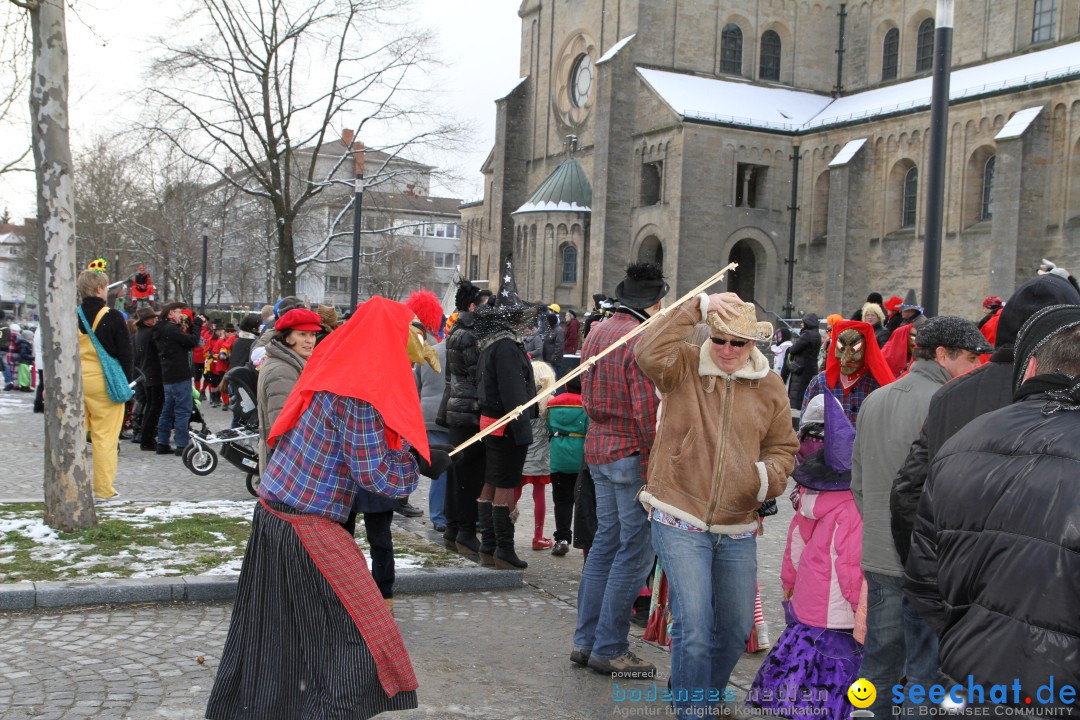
left=697, top=342, right=771, bottom=380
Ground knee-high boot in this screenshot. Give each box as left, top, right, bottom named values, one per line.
left=492, top=505, right=527, bottom=570
left=477, top=501, right=496, bottom=566
left=455, top=522, right=480, bottom=560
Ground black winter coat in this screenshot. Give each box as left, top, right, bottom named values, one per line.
left=77, top=297, right=134, bottom=380
left=133, top=324, right=162, bottom=387
left=889, top=350, right=1014, bottom=563
left=152, top=318, right=202, bottom=384
left=477, top=336, right=536, bottom=446
left=785, top=327, right=821, bottom=404
left=229, top=336, right=256, bottom=370
left=437, top=312, right=482, bottom=429
left=542, top=325, right=564, bottom=366
left=905, top=390, right=1080, bottom=701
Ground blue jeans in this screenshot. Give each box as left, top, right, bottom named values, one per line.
left=860, top=571, right=940, bottom=717
left=652, top=521, right=757, bottom=718
left=572, top=455, right=653, bottom=660
left=427, top=429, right=448, bottom=528
left=157, top=380, right=193, bottom=449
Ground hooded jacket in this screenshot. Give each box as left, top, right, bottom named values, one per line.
left=783, top=483, right=863, bottom=629
left=634, top=298, right=798, bottom=534
left=905, top=391, right=1080, bottom=698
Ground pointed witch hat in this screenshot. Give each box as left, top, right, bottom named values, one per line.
left=898, top=288, right=923, bottom=314
left=474, top=254, right=540, bottom=340
left=823, top=391, right=856, bottom=476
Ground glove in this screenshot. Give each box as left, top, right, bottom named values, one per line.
left=409, top=446, right=451, bottom=479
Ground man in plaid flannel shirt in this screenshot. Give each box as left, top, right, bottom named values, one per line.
left=571, top=263, right=667, bottom=677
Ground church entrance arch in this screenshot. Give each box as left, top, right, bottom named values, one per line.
left=727, top=239, right=759, bottom=303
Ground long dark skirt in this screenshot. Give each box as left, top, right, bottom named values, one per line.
left=205, top=503, right=418, bottom=720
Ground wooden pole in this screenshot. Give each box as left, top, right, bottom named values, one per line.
left=449, top=262, right=738, bottom=456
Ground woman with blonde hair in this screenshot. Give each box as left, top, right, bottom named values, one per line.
left=77, top=261, right=134, bottom=500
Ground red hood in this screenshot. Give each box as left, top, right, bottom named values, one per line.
left=268, top=296, right=429, bottom=461
left=824, top=320, right=895, bottom=389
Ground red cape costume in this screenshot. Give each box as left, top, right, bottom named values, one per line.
left=268, top=296, right=430, bottom=462
left=824, top=320, right=896, bottom=389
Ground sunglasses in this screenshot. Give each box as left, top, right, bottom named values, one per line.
left=710, top=337, right=750, bottom=347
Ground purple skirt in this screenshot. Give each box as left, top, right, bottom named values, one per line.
left=747, top=604, right=861, bottom=719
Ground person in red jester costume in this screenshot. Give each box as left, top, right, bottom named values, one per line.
left=801, top=320, right=895, bottom=427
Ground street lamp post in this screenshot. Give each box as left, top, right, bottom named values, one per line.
left=348, top=136, right=366, bottom=310
left=921, top=0, right=953, bottom=318
left=784, top=143, right=801, bottom=319
left=200, top=223, right=209, bottom=314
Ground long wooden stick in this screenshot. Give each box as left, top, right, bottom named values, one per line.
left=449, top=262, right=738, bottom=456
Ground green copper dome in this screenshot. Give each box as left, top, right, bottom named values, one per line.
left=514, top=157, right=592, bottom=214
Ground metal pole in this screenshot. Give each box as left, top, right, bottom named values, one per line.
left=921, top=0, right=953, bottom=318
left=200, top=224, right=209, bottom=314
left=348, top=140, right=366, bottom=310
left=784, top=145, right=801, bottom=318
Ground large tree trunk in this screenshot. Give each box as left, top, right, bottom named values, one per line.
left=30, top=0, right=97, bottom=531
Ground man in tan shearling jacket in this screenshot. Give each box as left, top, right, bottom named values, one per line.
left=634, top=292, right=798, bottom=717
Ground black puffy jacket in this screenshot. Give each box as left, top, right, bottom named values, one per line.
left=889, top=350, right=1014, bottom=563
left=437, top=312, right=481, bottom=428
left=478, top=336, right=536, bottom=446
left=905, top=391, right=1080, bottom=701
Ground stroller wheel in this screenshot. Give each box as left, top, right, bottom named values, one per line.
left=183, top=446, right=218, bottom=476
left=182, top=443, right=197, bottom=463
left=245, top=473, right=259, bottom=498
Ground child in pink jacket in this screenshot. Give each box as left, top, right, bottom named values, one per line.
left=748, top=392, right=864, bottom=719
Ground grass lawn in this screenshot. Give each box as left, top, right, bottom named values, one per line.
left=0, top=500, right=463, bottom=583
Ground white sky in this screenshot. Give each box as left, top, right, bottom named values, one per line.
left=0, top=0, right=522, bottom=221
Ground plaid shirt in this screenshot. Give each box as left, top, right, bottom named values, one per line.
left=801, top=371, right=882, bottom=427
left=259, top=391, right=419, bottom=521
left=581, top=311, right=660, bottom=468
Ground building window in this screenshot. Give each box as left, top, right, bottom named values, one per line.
left=759, top=30, right=781, bottom=81
left=915, top=18, right=935, bottom=72
left=882, top=28, right=899, bottom=81
left=736, top=163, right=768, bottom=209
left=469, top=255, right=479, bottom=280
left=981, top=156, right=996, bottom=220
left=640, top=162, right=662, bottom=206
left=326, top=275, right=350, bottom=294
left=902, top=166, right=918, bottom=227
left=720, top=23, right=743, bottom=75
left=1032, top=0, right=1056, bottom=43
left=561, top=245, right=577, bottom=284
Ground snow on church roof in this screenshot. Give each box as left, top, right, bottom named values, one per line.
left=638, top=40, right=1080, bottom=133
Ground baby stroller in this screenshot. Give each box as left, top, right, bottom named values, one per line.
left=183, top=365, right=262, bottom=496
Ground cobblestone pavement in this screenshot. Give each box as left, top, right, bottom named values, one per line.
left=2, top=388, right=800, bottom=718
left=1, top=392, right=253, bottom=502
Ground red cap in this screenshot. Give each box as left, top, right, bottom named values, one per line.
left=275, top=308, right=322, bottom=333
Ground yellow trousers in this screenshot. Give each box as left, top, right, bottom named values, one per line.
left=83, top=369, right=125, bottom=499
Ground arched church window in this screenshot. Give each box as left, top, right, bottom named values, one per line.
left=561, top=244, right=577, bottom=284
left=981, top=156, right=996, bottom=220
left=720, top=24, right=743, bottom=75
left=1032, top=0, right=1057, bottom=43
left=759, top=30, right=781, bottom=82
left=902, top=166, right=919, bottom=228
left=882, top=28, right=899, bottom=81
left=915, top=18, right=935, bottom=72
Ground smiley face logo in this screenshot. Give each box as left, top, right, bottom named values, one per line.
left=848, top=678, right=876, bottom=708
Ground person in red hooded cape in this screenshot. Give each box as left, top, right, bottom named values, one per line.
left=206, top=296, right=449, bottom=720
left=800, top=320, right=895, bottom=427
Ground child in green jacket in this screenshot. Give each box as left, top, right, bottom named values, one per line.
left=546, top=374, right=587, bottom=556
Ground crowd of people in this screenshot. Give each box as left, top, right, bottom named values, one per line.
left=39, top=255, right=1080, bottom=718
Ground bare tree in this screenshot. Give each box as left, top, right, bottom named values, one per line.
left=359, top=227, right=434, bottom=301
left=0, top=3, right=31, bottom=176
left=8, top=0, right=96, bottom=531
left=145, top=0, right=457, bottom=297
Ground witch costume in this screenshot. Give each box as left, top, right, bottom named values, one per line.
left=206, top=297, right=443, bottom=720
left=748, top=392, right=863, bottom=719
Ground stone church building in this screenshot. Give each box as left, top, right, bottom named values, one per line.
left=461, top=0, right=1080, bottom=319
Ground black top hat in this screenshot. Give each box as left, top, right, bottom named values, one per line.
left=615, top=263, right=669, bottom=310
